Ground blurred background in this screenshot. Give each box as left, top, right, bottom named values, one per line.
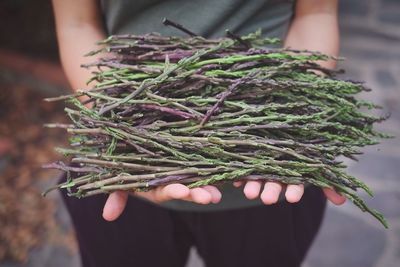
left=0, top=0, right=399, bottom=266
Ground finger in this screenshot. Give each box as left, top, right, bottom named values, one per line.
left=323, top=187, right=346, bottom=205
left=148, top=183, right=191, bottom=203
left=102, top=191, right=128, bottom=221
left=285, top=184, right=304, bottom=203
left=243, top=181, right=262, bottom=200
left=260, top=182, right=283, bottom=205
left=233, top=181, right=243, bottom=188
left=189, top=187, right=213, bottom=204
left=201, top=185, right=222, bottom=204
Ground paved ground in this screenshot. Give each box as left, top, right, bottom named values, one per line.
left=1, top=0, right=399, bottom=266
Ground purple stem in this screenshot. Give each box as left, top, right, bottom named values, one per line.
left=162, top=18, right=199, bottom=37
left=139, top=104, right=198, bottom=119
left=42, top=162, right=101, bottom=173
left=123, top=139, right=158, bottom=157
left=147, top=175, right=194, bottom=186
left=200, top=78, right=244, bottom=126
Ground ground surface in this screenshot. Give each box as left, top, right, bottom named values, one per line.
left=0, top=0, right=399, bottom=266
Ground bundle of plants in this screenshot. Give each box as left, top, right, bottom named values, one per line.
left=44, top=21, right=390, bottom=227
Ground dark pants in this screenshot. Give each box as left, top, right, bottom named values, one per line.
left=61, top=183, right=326, bottom=267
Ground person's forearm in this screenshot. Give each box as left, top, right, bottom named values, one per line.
left=284, top=0, right=339, bottom=69
left=56, top=25, right=106, bottom=91
left=52, top=0, right=106, bottom=91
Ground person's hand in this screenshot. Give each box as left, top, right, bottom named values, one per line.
left=233, top=180, right=346, bottom=205
left=102, top=184, right=222, bottom=221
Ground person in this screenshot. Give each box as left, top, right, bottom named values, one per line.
left=52, top=0, right=346, bottom=266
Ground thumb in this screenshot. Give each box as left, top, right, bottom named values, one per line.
left=102, top=191, right=128, bottom=221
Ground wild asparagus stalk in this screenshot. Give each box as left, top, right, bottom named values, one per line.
left=44, top=26, right=390, bottom=228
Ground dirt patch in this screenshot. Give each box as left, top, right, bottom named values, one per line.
left=0, top=77, right=72, bottom=262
